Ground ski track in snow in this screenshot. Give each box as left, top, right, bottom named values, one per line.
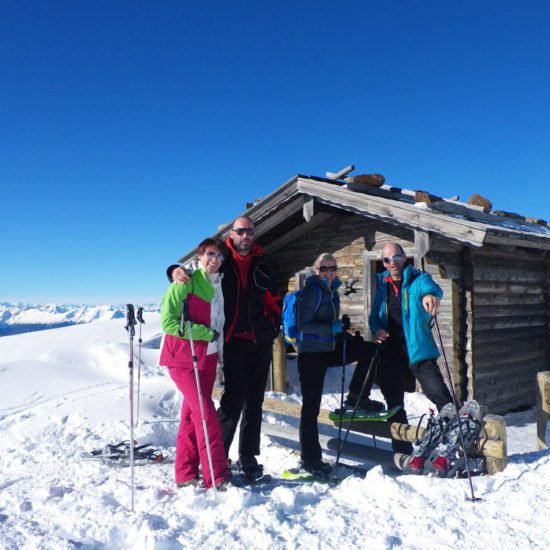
left=0, top=314, right=549, bottom=549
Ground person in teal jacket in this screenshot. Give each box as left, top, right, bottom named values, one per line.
left=366, top=242, right=452, bottom=456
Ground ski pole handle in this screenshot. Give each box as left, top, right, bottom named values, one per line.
left=182, top=299, right=192, bottom=322
left=179, top=300, right=191, bottom=337
left=126, top=304, right=137, bottom=336
left=137, top=307, right=145, bottom=324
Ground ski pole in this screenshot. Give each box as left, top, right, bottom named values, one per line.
left=332, top=343, right=383, bottom=479
left=125, top=304, right=137, bottom=512
left=135, top=307, right=145, bottom=427
left=334, top=334, right=347, bottom=475
left=181, top=299, right=218, bottom=495
left=432, top=315, right=481, bottom=502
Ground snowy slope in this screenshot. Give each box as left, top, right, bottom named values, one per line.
left=0, top=302, right=159, bottom=336
left=0, top=315, right=549, bottom=549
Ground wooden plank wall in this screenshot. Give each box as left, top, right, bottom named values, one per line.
left=426, top=240, right=472, bottom=403
left=470, top=246, right=549, bottom=413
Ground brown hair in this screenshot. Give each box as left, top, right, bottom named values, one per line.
left=197, top=238, right=229, bottom=258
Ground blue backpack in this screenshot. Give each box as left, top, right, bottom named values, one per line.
left=282, top=287, right=323, bottom=345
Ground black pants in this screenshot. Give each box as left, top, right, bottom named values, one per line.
left=378, top=351, right=453, bottom=453
left=217, top=338, right=272, bottom=458
left=298, top=338, right=377, bottom=462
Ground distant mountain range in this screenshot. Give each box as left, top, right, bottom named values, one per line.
left=0, top=302, right=160, bottom=336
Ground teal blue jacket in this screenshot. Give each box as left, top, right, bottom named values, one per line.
left=368, top=265, right=442, bottom=365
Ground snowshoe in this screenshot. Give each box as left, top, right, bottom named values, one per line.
left=230, top=456, right=271, bottom=485
left=82, top=441, right=164, bottom=466
left=345, top=396, right=386, bottom=412
left=329, top=404, right=401, bottom=422
left=425, top=400, right=482, bottom=478
left=403, top=403, right=456, bottom=475
left=281, top=460, right=334, bottom=483
left=176, top=477, right=201, bottom=488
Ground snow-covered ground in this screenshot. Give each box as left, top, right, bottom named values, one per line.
left=0, top=302, right=158, bottom=335
left=0, top=314, right=548, bottom=549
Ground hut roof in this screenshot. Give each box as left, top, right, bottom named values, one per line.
left=178, top=173, right=550, bottom=263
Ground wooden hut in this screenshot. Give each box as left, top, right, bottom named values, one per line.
left=177, top=170, right=550, bottom=414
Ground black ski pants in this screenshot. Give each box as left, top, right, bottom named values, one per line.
left=217, top=338, right=272, bottom=459
left=297, top=338, right=377, bottom=462
left=378, top=351, right=453, bottom=454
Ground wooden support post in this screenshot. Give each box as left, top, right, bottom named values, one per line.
left=537, top=371, right=550, bottom=450
left=482, top=414, right=507, bottom=474
left=272, top=335, right=288, bottom=393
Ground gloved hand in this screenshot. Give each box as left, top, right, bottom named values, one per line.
left=342, top=314, right=351, bottom=331
left=331, top=320, right=343, bottom=334
left=209, top=329, right=220, bottom=342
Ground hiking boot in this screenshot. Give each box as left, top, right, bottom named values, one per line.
left=215, top=477, right=231, bottom=491
left=300, top=459, right=332, bottom=477
left=176, top=477, right=200, bottom=488
left=237, top=455, right=264, bottom=481
left=430, top=455, right=450, bottom=477
left=198, top=476, right=231, bottom=490
left=404, top=455, right=425, bottom=475
left=345, top=396, right=386, bottom=413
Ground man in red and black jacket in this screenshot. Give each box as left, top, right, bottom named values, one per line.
left=167, top=216, right=281, bottom=481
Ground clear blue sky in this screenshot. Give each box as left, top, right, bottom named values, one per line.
left=2, top=1, right=549, bottom=304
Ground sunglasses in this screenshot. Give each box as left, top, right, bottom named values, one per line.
left=232, top=227, right=255, bottom=236
left=383, top=254, right=404, bottom=264
left=205, top=251, right=225, bottom=261
left=319, top=265, right=338, bottom=273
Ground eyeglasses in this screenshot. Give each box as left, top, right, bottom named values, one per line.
left=383, top=254, right=404, bottom=264
left=319, top=265, right=338, bottom=273
left=232, top=227, right=255, bottom=236
left=205, top=251, right=225, bottom=261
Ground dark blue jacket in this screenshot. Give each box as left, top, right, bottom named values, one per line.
left=296, top=275, right=341, bottom=353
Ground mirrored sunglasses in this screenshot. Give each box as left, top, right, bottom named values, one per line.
left=232, top=227, right=255, bottom=236
left=383, top=254, right=404, bottom=264
left=319, top=265, right=338, bottom=273
left=205, top=251, right=225, bottom=261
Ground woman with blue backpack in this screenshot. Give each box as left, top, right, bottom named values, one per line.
left=295, top=252, right=383, bottom=476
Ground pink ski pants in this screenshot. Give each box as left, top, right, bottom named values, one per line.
left=168, top=357, right=228, bottom=488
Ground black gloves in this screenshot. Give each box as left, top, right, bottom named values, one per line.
left=342, top=314, right=351, bottom=331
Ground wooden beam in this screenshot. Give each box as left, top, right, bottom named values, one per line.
left=252, top=196, right=307, bottom=238
left=271, top=335, right=288, bottom=393
left=414, top=229, right=430, bottom=259
left=340, top=418, right=505, bottom=461
left=264, top=212, right=333, bottom=255
left=537, top=371, right=550, bottom=450
left=297, top=178, right=488, bottom=247
left=483, top=232, right=550, bottom=251
left=303, top=198, right=315, bottom=222
left=482, top=414, right=508, bottom=474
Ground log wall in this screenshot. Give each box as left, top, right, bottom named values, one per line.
left=469, top=246, right=549, bottom=413
left=427, top=240, right=472, bottom=403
